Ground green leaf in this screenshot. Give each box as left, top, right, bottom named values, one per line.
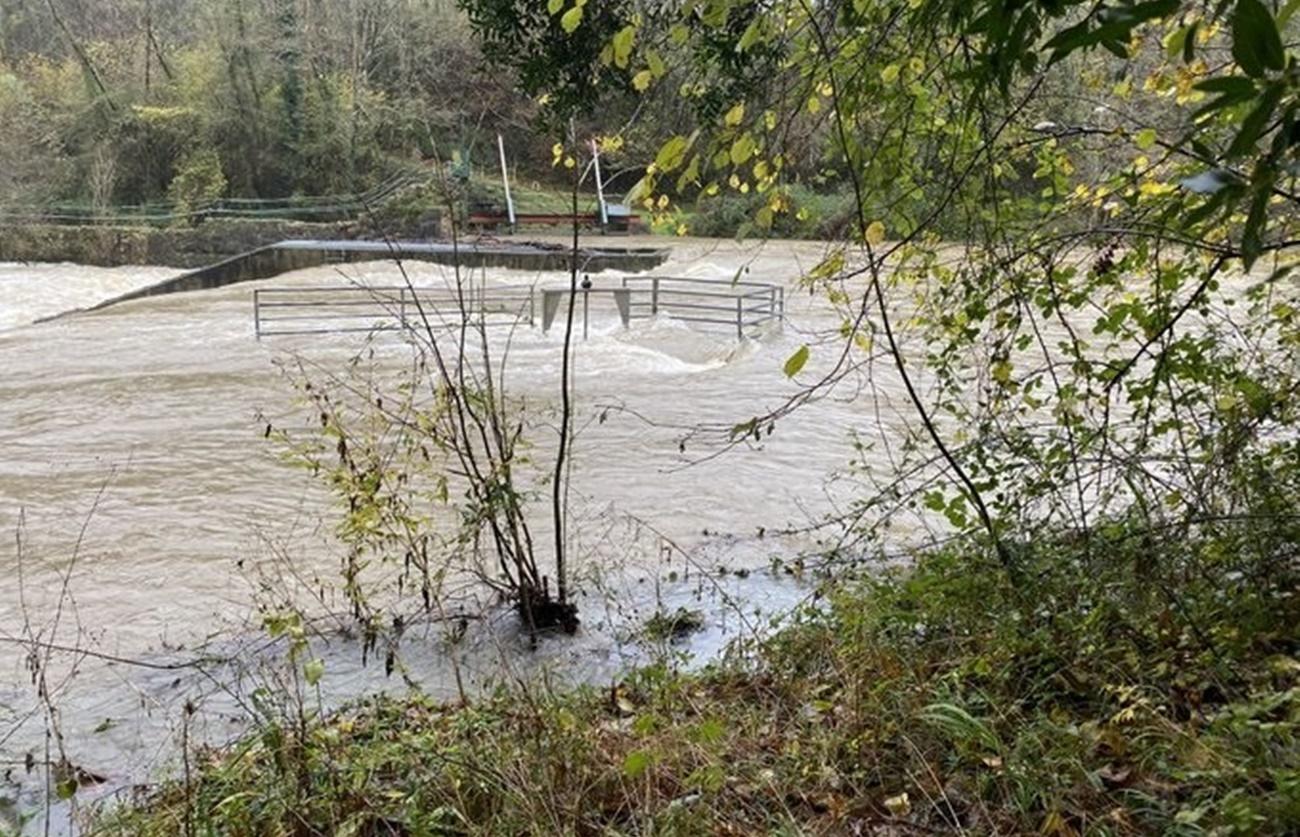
left=784, top=345, right=810, bottom=378
left=623, top=750, right=653, bottom=778
left=560, top=6, right=583, bottom=34
left=547, top=0, right=563, bottom=14
left=730, top=132, right=756, bottom=166
left=1165, top=23, right=1192, bottom=61
left=646, top=50, right=666, bottom=78
left=654, top=135, right=690, bottom=172
left=632, top=69, right=653, bottom=92
left=1282, top=0, right=1300, bottom=27
left=1227, top=82, right=1283, bottom=158
left=304, top=658, right=325, bottom=686
left=1232, top=0, right=1285, bottom=77
left=611, top=25, right=636, bottom=69
left=1045, top=0, right=1178, bottom=63
left=692, top=718, right=726, bottom=745
left=1134, top=128, right=1157, bottom=150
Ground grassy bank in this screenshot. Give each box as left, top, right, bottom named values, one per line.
left=102, top=512, right=1299, bottom=835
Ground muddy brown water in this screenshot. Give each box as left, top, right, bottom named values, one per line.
left=0, top=238, right=935, bottom=833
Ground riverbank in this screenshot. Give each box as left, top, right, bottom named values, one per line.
left=99, top=512, right=1300, bottom=835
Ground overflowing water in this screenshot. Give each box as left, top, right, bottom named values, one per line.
left=0, top=238, right=931, bottom=832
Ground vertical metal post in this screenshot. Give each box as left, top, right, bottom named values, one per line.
left=770, top=287, right=777, bottom=324
left=253, top=290, right=262, bottom=340
left=591, top=139, right=609, bottom=232
left=529, top=289, right=536, bottom=327
left=651, top=277, right=660, bottom=316
left=582, top=288, right=590, bottom=340
left=736, top=296, right=744, bottom=340
left=399, top=287, right=407, bottom=330
left=497, top=134, right=516, bottom=233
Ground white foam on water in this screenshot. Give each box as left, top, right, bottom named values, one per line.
left=0, top=262, right=178, bottom=331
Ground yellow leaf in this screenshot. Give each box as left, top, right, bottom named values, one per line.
left=632, top=69, right=653, bottom=91
left=864, top=220, right=886, bottom=246
left=884, top=792, right=911, bottom=816
left=724, top=103, right=745, bottom=127
left=880, top=63, right=900, bottom=84
left=560, top=6, right=582, bottom=33
left=547, top=0, right=563, bottom=13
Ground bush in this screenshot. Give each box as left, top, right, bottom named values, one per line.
left=682, top=182, right=858, bottom=240
left=167, top=147, right=227, bottom=223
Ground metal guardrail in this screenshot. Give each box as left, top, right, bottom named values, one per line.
left=620, top=276, right=785, bottom=339
left=254, top=285, right=535, bottom=339
left=253, top=276, right=785, bottom=341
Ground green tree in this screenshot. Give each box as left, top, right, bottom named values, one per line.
left=167, top=145, right=226, bottom=220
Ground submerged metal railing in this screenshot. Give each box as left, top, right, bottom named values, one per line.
left=253, top=276, right=785, bottom=340
left=620, top=276, right=785, bottom=339
left=253, top=285, right=535, bottom=339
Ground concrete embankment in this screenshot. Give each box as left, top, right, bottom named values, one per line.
left=0, top=219, right=366, bottom=269
left=31, top=239, right=671, bottom=320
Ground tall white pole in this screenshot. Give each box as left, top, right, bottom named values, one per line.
left=497, top=134, right=516, bottom=231
left=591, top=139, right=608, bottom=230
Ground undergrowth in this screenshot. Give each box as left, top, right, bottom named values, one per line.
left=100, top=508, right=1300, bottom=835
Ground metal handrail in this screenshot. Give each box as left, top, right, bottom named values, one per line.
left=253, top=275, right=786, bottom=341
left=616, top=274, right=785, bottom=338
left=254, top=285, right=536, bottom=339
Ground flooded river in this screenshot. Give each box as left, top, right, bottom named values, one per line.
left=0, top=238, right=927, bottom=831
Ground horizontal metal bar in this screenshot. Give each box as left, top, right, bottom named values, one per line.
left=258, top=299, right=405, bottom=310
left=621, top=276, right=777, bottom=291
left=255, top=285, right=534, bottom=297
left=259, top=320, right=528, bottom=337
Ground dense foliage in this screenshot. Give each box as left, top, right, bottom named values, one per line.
left=0, top=0, right=590, bottom=210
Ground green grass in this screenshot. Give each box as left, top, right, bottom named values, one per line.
left=101, top=508, right=1300, bottom=835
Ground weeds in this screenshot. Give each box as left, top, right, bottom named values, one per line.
left=101, top=501, right=1300, bottom=835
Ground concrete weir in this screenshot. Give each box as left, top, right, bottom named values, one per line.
left=60, top=239, right=671, bottom=318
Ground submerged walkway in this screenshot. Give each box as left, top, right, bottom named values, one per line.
left=52, top=239, right=672, bottom=319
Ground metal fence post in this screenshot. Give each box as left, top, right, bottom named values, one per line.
left=651, top=277, right=660, bottom=316
left=399, top=287, right=407, bottom=330
left=254, top=290, right=261, bottom=340
left=736, top=296, right=744, bottom=340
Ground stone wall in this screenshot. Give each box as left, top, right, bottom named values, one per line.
left=0, top=215, right=441, bottom=268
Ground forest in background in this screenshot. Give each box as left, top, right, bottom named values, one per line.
left=0, top=0, right=657, bottom=214
left=0, top=0, right=1128, bottom=238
